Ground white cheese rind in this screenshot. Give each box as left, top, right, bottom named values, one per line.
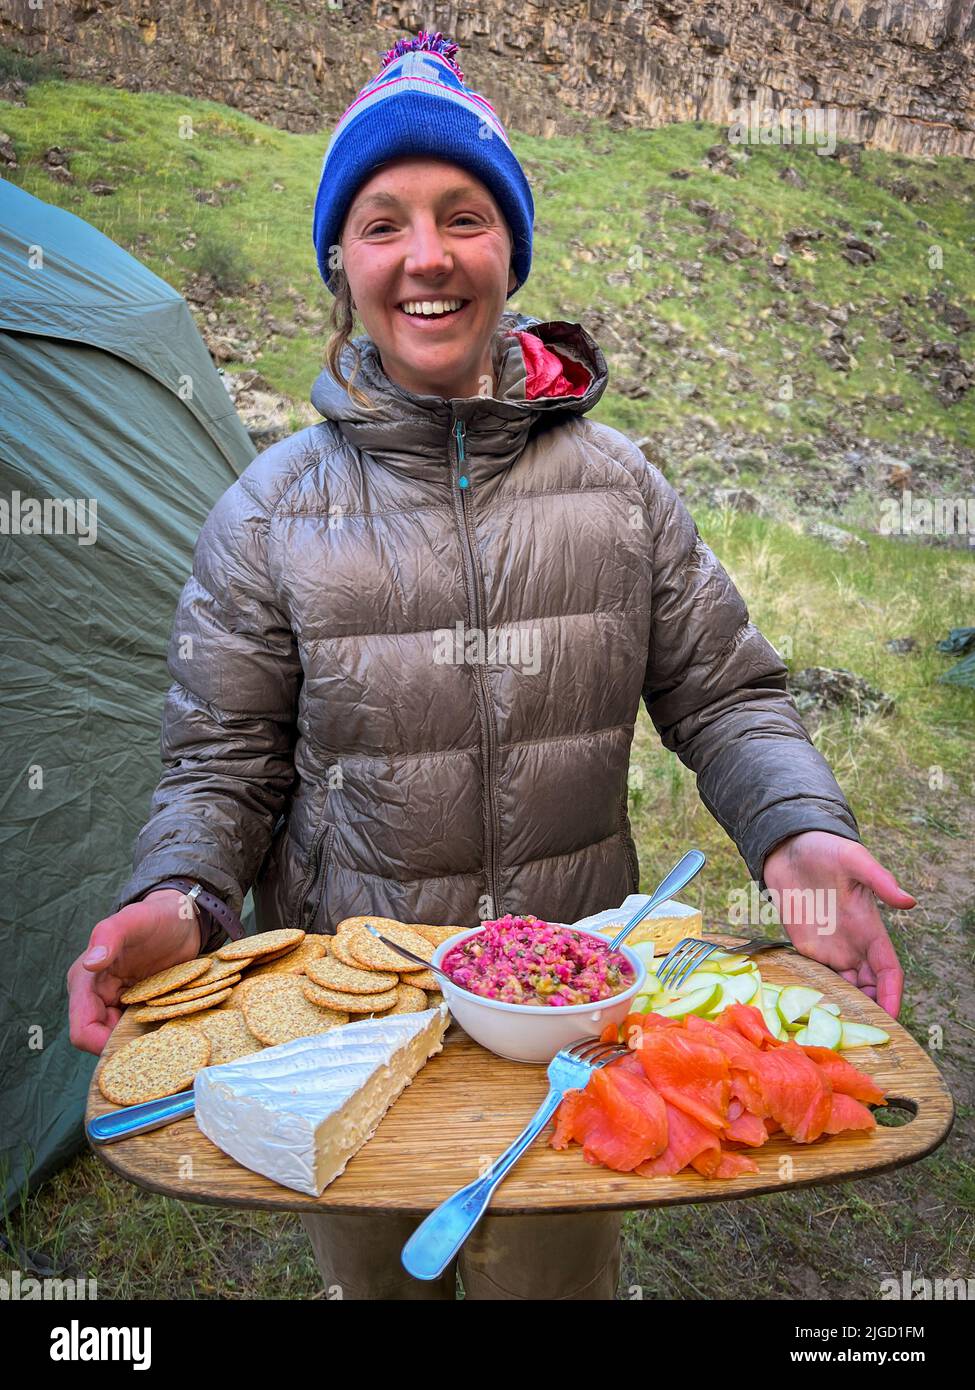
left=193, top=1005, right=449, bottom=1195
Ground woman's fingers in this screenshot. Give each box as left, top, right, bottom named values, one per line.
left=838, top=840, right=918, bottom=910
left=68, top=959, right=116, bottom=1055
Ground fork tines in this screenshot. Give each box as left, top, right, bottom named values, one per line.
left=657, top=936, right=721, bottom=989
left=565, top=1038, right=627, bottom=1063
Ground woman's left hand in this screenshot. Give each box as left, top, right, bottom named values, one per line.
left=760, top=830, right=916, bottom=1019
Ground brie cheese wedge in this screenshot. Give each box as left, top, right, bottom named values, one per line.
left=194, top=1005, right=449, bottom=1195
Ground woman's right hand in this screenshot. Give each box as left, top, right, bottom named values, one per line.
left=67, top=890, right=203, bottom=1055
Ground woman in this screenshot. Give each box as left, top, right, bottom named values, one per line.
left=68, top=31, right=914, bottom=1299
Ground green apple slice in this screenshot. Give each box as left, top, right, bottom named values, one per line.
left=637, top=969, right=664, bottom=999
left=630, top=941, right=657, bottom=967
left=777, top=985, right=824, bottom=1025
left=695, top=952, right=750, bottom=974
left=655, top=983, right=721, bottom=1018
left=726, top=971, right=762, bottom=1006
left=761, top=984, right=783, bottom=1006
left=797, top=1006, right=843, bottom=1049
left=819, top=1000, right=841, bottom=1016
left=760, top=1003, right=787, bottom=1039
left=679, top=969, right=730, bottom=993
left=839, top=1020, right=891, bottom=1048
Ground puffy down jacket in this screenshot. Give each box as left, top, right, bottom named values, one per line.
left=112, top=310, right=863, bottom=941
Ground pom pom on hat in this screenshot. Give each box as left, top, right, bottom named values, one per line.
left=379, top=29, right=465, bottom=83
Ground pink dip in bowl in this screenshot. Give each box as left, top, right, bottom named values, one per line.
left=440, top=913, right=635, bottom=1008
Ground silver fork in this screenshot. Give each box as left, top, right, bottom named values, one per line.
left=401, top=1036, right=628, bottom=1280
left=656, top=935, right=795, bottom=990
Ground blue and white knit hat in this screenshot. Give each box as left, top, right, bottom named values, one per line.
left=312, top=30, right=534, bottom=299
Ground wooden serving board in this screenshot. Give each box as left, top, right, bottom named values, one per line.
left=86, top=938, right=954, bottom=1214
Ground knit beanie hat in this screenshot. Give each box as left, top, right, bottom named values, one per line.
left=312, top=30, right=534, bottom=299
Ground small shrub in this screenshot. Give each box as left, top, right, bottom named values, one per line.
left=195, top=237, right=252, bottom=293
left=0, top=46, right=60, bottom=86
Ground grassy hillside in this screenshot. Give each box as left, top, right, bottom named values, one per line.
left=2, top=75, right=974, bottom=453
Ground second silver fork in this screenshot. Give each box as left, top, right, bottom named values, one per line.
left=656, top=935, right=795, bottom=990
left=401, top=1035, right=628, bottom=1280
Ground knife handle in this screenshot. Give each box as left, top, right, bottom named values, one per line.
left=87, top=1090, right=196, bottom=1144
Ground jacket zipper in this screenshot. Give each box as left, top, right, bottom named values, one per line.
left=292, top=820, right=335, bottom=932
left=451, top=417, right=504, bottom=919
left=619, top=782, right=641, bottom=892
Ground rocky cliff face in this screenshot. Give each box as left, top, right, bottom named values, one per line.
left=2, top=1, right=973, bottom=156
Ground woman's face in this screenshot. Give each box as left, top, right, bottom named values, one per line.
left=340, top=157, right=518, bottom=400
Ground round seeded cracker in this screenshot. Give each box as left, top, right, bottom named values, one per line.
left=149, top=973, right=242, bottom=1006
left=163, top=1008, right=264, bottom=1064
left=388, top=983, right=428, bottom=1014
left=347, top=923, right=433, bottom=973
left=301, top=980, right=398, bottom=1013
left=216, top=929, right=305, bottom=962
left=130, top=987, right=234, bottom=1022
left=243, top=936, right=327, bottom=981
left=305, top=956, right=397, bottom=994
left=410, top=923, right=469, bottom=946
left=328, top=931, right=366, bottom=967
left=119, top=958, right=212, bottom=1005
left=241, top=976, right=348, bottom=1045
left=98, top=1026, right=211, bottom=1105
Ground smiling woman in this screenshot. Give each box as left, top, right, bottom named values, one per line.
left=92, top=26, right=913, bottom=1307
left=336, top=158, right=518, bottom=400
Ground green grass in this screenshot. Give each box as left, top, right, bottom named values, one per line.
left=2, top=80, right=974, bottom=444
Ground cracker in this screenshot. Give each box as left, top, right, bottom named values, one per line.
left=388, top=983, right=428, bottom=1014
left=328, top=931, right=365, bottom=967
left=335, top=915, right=410, bottom=936
left=194, top=956, right=255, bottom=984
left=98, top=1026, right=211, bottom=1105
left=305, top=957, right=397, bottom=994
left=119, top=958, right=212, bottom=1005
left=216, top=929, right=305, bottom=962
left=346, top=923, right=433, bottom=973
left=130, top=987, right=234, bottom=1022
left=241, top=976, right=348, bottom=1045
left=426, top=992, right=445, bottom=1009
left=149, top=973, right=242, bottom=1006
left=243, top=937, right=327, bottom=981
left=410, top=923, right=468, bottom=946
left=164, top=1009, right=264, bottom=1064
left=399, top=967, right=440, bottom=991
left=301, top=980, right=398, bottom=1013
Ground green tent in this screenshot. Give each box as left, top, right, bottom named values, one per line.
left=0, top=179, right=257, bottom=1216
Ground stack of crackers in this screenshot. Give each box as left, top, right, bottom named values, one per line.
left=96, top=918, right=462, bottom=1108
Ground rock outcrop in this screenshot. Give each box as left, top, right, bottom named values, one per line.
left=1, top=1, right=973, bottom=156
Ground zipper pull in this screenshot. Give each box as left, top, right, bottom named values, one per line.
left=455, top=420, right=469, bottom=489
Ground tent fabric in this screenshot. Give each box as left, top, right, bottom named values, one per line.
left=0, top=179, right=257, bottom=1215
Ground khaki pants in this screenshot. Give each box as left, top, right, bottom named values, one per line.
left=299, top=1209, right=623, bottom=1300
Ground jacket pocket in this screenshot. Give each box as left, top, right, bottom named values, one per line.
left=291, top=821, right=336, bottom=933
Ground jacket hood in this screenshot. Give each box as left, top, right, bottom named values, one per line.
left=309, top=311, right=608, bottom=486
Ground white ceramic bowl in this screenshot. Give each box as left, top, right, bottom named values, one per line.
left=431, top=925, right=646, bottom=1064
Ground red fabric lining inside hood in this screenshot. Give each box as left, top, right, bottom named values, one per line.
left=514, top=330, right=592, bottom=401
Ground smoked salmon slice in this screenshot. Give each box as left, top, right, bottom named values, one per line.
left=550, top=998, right=888, bottom=1179
left=800, top=1046, right=887, bottom=1106
left=634, top=1027, right=732, bottom=1130
left=635, top=1100, right=723, bottom=1177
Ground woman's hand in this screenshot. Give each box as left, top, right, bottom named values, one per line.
left=761, top=830, right=915, bottom=1019
left=67, top=891, right=203, bottom=1055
